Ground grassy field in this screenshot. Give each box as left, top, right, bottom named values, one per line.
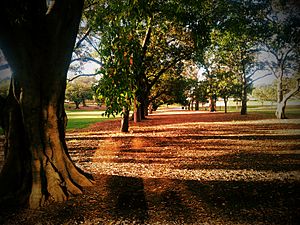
left=0, top=104, right=298, bottom=134
left=66, top=110, right=119, bottom=130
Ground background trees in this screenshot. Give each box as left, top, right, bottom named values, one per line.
left=66, top=77, right=96, bottom=109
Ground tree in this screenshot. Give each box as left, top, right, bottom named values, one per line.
left=259, top=0, right=300, bottom=118
left=0, top=1, right=93, bottom=209
left=65, top=77, right=96, bottom=109
left=216, top=70, right=240, bottom=113
left=196, top=0, right=271, bottom=114
left=252, top=83, right=277, bottom=105
left=91, top=0, right=213, bottom=123
left=149, top=68, right=189, bottom=111
left=91, top=0, right=142, bottom=132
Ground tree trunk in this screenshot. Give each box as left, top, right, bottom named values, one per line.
left=75, top=100, right=81, bottom=109
left=133, top=97, right=141, bottom=123
left=241, top=85, right=247, bottom=115
left=0, top=0, right=93, bottom=209
left=82, top=98, right=87, bottom=107
left=121, top=107, right=130, bottom=132
left=275, top=78, right=300, bottom=119
left=224, top=98, right=228, bottom=114
left=276, top=102, right=286, bottom=119
left=209, top=96, right=216, bottom=112
left=195, top=100, right=199, bottom=111
left=148, top=103, right=153, bottom=114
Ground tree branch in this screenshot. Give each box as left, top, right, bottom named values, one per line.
left=74, top=27, right=92, bottom=49
left=149, top=58, right=181, bottom=88
left=70, top=56, right=102, bottom=65
left=67, top=73, right=98, bottom=82
left=248, top=73, right=273, bottom=86
left=283, top=78, right=300, bottom=104
left=0, top=64, right=9, bottom=71
left=85, top=36, right=102, bottom=57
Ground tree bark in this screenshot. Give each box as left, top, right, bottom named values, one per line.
left=195, top=100, right=199, bottom=111
left=276, top=78, right=300, bottom=119
left=224, top=98, right=228, bottom=114
left=0, top=0, right=93, bottom=209
left=121, top=107, right=129, bottom=132
left=209, top=96, right=216, bottom=112
left=240, top=76, right=248, bottom=115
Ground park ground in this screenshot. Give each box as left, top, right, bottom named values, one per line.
left=1, top=107, right=300, bottom=224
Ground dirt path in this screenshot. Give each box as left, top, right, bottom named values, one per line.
left=1, top=110, right=300, bottom=224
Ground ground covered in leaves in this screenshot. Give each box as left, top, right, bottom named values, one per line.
left=1, top=109, right=300, bottom=224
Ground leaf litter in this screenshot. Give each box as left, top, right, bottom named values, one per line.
left=1, top=110, right=300, bottom=225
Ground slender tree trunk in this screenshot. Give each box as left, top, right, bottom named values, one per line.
left=209, top=96, right=216, bottom=112
left=195, top=100, right=199, bottom=111
left=121, top=107, right=129, bottom=132
left=0, top=0, right=93, bottom=209
left=224, top=98, right=228, bottom=114
left=133, top=96, right=141, bottom=123
left=241, top=81, right=247, bottom=115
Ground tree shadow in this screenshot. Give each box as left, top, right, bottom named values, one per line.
left=106, top=175, right=149, bottom=223
left=184, top=179, right=300, bottom=224
left=177, top=151, right=300, bottom=172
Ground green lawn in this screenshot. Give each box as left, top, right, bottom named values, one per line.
left=0, top=105, right=298, bottom=134
left=66, top=110, right=119, bottom=130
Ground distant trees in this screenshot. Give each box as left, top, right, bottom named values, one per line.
left=65, top=77, right=96, bottom=109
left=252, top=84, right=277, bottom=105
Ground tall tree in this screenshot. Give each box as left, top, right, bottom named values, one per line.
left=200, top=0, right=269, bottom=114
left=0, top=1, right=93, bottom=209
left=259, top=0, right=300, bottom=118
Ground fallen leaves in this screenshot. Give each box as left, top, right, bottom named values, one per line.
left=1, top=110, right=300, bottom=224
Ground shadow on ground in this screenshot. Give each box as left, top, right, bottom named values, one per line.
left=1, top=174, right=299, bottom=225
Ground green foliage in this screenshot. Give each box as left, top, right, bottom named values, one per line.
left=65, top=77, right=96, bottom=108
left=150, top=71, right=190, bottom=109
left=91, top=0, right=210, bottom=116
left=91, top=0, right=147, bottom=116
left=252, top=84, right=277, bottom=103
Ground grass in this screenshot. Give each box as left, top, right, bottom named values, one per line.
left=0, top=105, right=298, bottom=133
left=66, top=110, right=119, bottom=130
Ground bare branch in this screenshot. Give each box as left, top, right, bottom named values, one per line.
left=67, top=73, right=98, bottom=82
left=70, top=56, right=102, bottom=65
left=248, top=73, right=273, bottom=86
left=74, top=27, right=92, bottom=49
left=86, top=36, right=102, bottom=56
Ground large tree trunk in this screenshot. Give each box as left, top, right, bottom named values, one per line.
left=0, top=0, right=93, bottom=209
